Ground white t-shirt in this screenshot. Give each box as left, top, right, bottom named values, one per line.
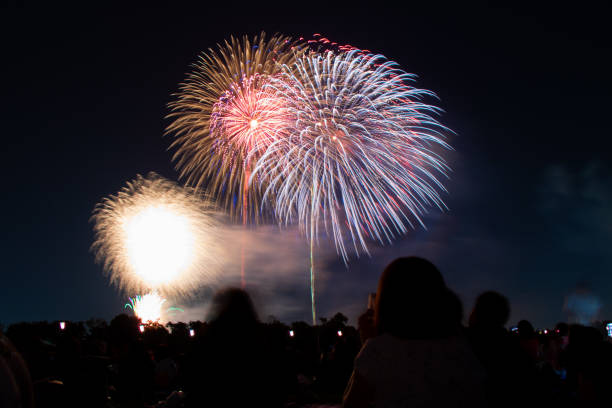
left=353, top=333, right=486, bottom=408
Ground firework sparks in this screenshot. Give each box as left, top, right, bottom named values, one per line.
left=91, top=173, right=222, bottom=297
left=305, top=33, right=370, bottom=54
left=167, top=32, right=302, bottom=287
left=254, top=50, right=452, bottom=322
left=125, top=292, right=167, bottom=323
left=256, top=50, right=451, bottom=259
left=125, top=293, right=184, bottom=324
left=166, top=32, right=301, bottom=222
left=210, top=75, right=290, bottom=163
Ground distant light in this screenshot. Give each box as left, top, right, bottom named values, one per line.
left=606, top=323, right=612, bottom=338
left=189, top=329, right=195, bottom=337
left=337, top=330, right=343, bottom=337
left=139, top=324, right=145, bottom=333
left=59, top=321, right=66, bottom=330
left=544, top=329, right=548, bottom=334
left=289, top=330, right=294, bottom=337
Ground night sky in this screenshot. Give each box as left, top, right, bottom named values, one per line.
left=3, top=3, right=611, bottom=328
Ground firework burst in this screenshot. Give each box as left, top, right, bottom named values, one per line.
left=256, top=50, right=451, bottom=259
left=91, top=173, right=222, bottom=297
left=125, top=292, right=167, bottom=323
left=166, top=32, right=301, bottom=222
left=254, top=50, right=451, bottom=322
left=125, top=292, right=185, bottom=323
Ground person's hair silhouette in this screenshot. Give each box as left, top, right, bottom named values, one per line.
left=469, top=291, right=510, bottom=328
left=375, top=256, right=462, bottom=339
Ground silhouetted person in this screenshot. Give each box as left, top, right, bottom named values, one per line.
left=517, top=319, right=539, bottom=361
left=343, top=257, right=486, bottom=408
left=541, top=322, right=569, bottom=375
left=108, top=314, right=155, bottom=408
left=469, top=291, right=510, bottom=329
left=467, top=291, right=535, bottom=407
left=184, top=288, right=288, bottom=407
left=564, top=324, right=612, bottom=404
left=0, top=330, right=34, bottom=408
left=357, top=308, right=376, bottom=344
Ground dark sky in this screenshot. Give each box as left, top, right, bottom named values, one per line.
left=2, top=2, right=611, bottom=328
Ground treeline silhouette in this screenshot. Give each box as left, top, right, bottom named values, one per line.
left=2, top=257, right=611, bottom=407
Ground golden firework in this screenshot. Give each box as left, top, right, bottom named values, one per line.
left=166, top=32, right=302, bottom=222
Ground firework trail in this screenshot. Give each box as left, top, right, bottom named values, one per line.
left=254, top=50, right=451, bottom=323
left=167, top=32, right=302, bottom=287
left=91, top=173, right=223, bottom=298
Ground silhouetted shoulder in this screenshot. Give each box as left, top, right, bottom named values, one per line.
left=353, top=333, right=486, bottom=407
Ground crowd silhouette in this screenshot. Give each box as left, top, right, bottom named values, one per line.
left=2, top=256, right=611, bottom=407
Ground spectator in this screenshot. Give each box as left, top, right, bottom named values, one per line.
left=517, top=320, right=540, bottom=361
left=0, top=330, right=34, bottom=408
left=343, top=257, right=486, bottom=408
left=184, top=288, right=290, bottom=407
left=467, top=291, right=534, bottom=407
left=108, top=314, right=155, bottom=408
left=564, top=324, right=612, bottom=404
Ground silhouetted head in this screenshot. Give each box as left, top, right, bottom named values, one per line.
left=469, top=291, right=510, bottom=329
left=568, top=324, right=603, bottom=348
left=208, top=288, right=259, bottom=329
left=109, top=313, right=140, bottom=346
left=375, top=257, right=462, bottom=340
left=517, top=320, right=535, bottom=338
